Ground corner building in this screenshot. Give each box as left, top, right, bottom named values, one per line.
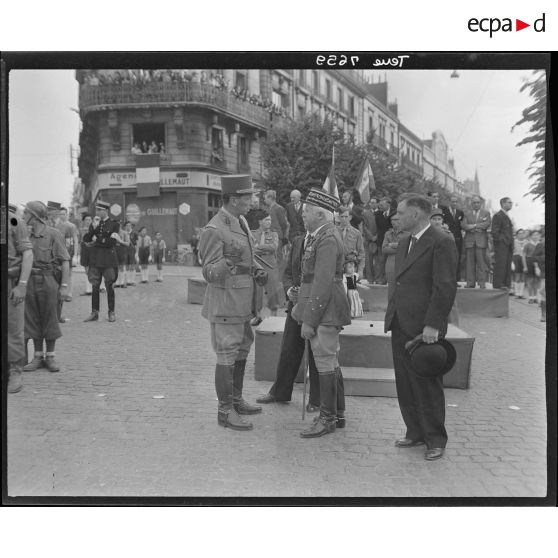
left=77, top=69, right=473, bottom=249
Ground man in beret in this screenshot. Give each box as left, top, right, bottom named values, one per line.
left=22, top=201, right=70, bottom=373
left=200, top=175, right=268, bottom=432
left=7, top=202, right=33, bottom=392
left=385, top=194, right=457, bottom=460
left=83, top=200, right=121, bottom=323
left=292, top=188, right=351, bottom=438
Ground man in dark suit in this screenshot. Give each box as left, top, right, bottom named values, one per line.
left=285, top=189, right=305, bottom=242
left=374, top=197, right=392, bottom=284
left=385, top=194, right=457, bottom=460
left=491, top=197, right=514, bottom=290
left=441, top=195, right=465, bottom=280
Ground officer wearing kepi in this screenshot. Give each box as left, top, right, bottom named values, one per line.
left=22, top=201, right=70, bottom=373
left=200, top=175, right=268, bottom=431
left=292, top=189, right=352, bottom=438
left=83, top=200, right=121, bottom=323
left=7, top=203, right=33, bottom=393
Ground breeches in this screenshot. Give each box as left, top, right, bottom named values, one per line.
left=24, top=274, right=61, bottom=341
left=88, top=266, right=117, bottom=287
left=7, top=278, right=26, bottom=362
left=210, top=321, right=254, bottom=365
left=309, top=324, right=341, bottom=374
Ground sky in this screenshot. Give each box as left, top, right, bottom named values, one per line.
left=8, top=67, right=546, bottom=228
left=367, top=69, right=545, bottom=228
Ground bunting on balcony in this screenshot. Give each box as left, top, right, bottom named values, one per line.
left=136, top=153, right=160, bottom=198
left=322, top=146, right=338, bottom=199
left=353, top=155, right=375, bottom=205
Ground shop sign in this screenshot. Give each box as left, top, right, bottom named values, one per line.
left=179, top=202, right=191, bottom=216
left=126, top=203, right=141, bottom=224
left=111, top=203, right=122, bottom=217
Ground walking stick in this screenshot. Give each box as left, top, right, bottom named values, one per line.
left=302, top=338, right=309, bottom=421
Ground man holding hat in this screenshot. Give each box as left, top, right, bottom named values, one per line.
left=83, top=200, right=121, bottom=323
left=199, top=175, right=268, bottom=431
left=385, top=194, right=457, bottom=460
left=22, top=201, right=70, bottom=373
left=7, top=202, right=33, bottom=392
left=292, top=188, right=351, bottom=438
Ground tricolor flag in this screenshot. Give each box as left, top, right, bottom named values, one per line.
left=353, top=156, right=375, bottom=205
left=136, top=153, right=160, bottom=198
left=322, top=147, right=338, bottom=199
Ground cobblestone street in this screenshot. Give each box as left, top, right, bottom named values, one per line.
left=7, top=266, right=548, bottom=499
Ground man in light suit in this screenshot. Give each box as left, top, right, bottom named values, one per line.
left=385, top=194, right=457, bottom=460
left=461, top=195, right=491, bottom=289
left=285, top=189, right=305, bottom=242
left=491, top=197, right=514, bottom=290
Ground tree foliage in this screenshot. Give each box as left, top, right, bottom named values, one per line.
left=512, top=70, right=546, bottom=201
left=261, top=114, right=441, bottom=207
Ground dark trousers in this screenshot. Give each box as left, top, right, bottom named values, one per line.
left=492, top=241, right=513, bottom=289
left=269, top=309, right=319, bottom=403
left=454, top=238, right=463, bottom=281
left=391, top=316, right=447, bottom=449
left=88, top=266, right=117, bottom=312
left=24, top=273, right=62, bottom=341
left=374, top=247, right=386, bottom=283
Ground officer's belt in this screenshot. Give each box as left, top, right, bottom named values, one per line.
left=302, top=274, right=343, bottom=283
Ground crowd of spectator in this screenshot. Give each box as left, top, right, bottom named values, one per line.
left=84, top=70, right=290, bottom=118
left=131, top=141, right=166, bottom=155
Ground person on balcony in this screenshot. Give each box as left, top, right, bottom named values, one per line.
left=149, top=141, right=159, bottom=154
left=131, top=142, right=142, bottom=155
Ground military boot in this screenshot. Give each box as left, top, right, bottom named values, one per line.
left=23, top=352, right=44, bottom=372
left=215, top=364, right=253, bottom=431
left=335, top=366, right=346, bottom=428
left=300, top=372, right=337, bottom=438
left=232, top=359, right=262, bottom=415
left=8, top=364, right=23, bottom=393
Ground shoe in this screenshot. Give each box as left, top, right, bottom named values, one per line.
left=44, top=356, right=61, bottom=373
left=336, top=411, right=346, bottom=429
left=250, top=317, right=263, bottom=326
left=300, top=416, right=336, bottom=438
left=84, top=311, right=99, bottom=322
left=234, top=399, right=262, bottom=415
left=64, top=295, right=73, bottom=302
left=217, top=408, right=253, bottom=431
left=306, top=403, right=319, bottom=413
left=425, top=448, right=445, bottom=461
left=121, top=284, right=127, bottom=289
left=256, top=393, right=279, bottom=404
left=80, top=292, right=92, bottom=296
left=8, top=369, right=23, bottom=393
left=59, top=317, right=67, bottom=324
left=127, top=282, right=135, bottom=286
left=108, top=311, right=116, bottom=322
left=395, top=438, right=425, bottom=448
left=114, top=284, right=120, bottom=288
left=23, top=355, right=44, bottom=372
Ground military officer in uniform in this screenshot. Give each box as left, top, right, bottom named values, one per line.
left=22, top=201, right=70, bottom=373
left=200, top=175, right=268, bottom=432
left=7, top=203, right=33, bottom=392
left=292, top=189, right=352, bottom=438
left=83, top=200, right=121, bottom=323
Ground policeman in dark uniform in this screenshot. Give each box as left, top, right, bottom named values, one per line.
left=7, top=203, right=33, bottom=392
left=199, top=175, right=268, bottom=431
left=22, top=201, right=70, bottom=373
left=83, top=200, right=121, bottom=323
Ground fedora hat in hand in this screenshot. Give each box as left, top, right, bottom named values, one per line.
left=405, top=335, right=457, bottom=378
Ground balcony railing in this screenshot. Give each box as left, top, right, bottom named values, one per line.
left=401, top=155, right=423, bottom=175
left=79, top=82, right=276, bottom=129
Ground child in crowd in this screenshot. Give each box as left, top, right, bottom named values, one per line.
left=115, top=221, right=131, bottom=288
left=344, top=259, right=363, bottom=318
left=127, top=222, right=138, bottom=285
left=511, top=229, right=527, bottom=299
left=151, top=232, right=167, bottom=282
left=523, top=230, right=541, bottom=304
left=136, top=226, right=152, bottom=283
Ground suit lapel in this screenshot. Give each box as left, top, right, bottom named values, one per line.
left=395, top=228, right=434, bottom=278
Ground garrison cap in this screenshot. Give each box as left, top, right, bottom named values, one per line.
left=305, top=188, right=339, bottom=213
left=221, top=175, right=259, bottom=196
left=430, top=207, right=444, bottom=218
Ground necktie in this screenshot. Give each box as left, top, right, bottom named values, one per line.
left=407, top=235, right=417, bottom=257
